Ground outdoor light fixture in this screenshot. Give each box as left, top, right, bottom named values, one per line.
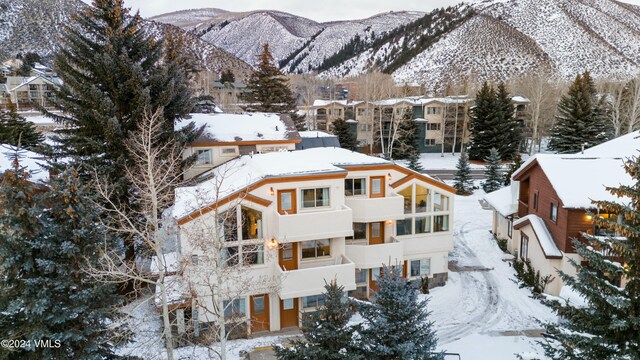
left=267, top=238, right=279, bottom=250
left=269, top=187, right=275, bottom=196
left=387, top=172, right=392, bottom=182
left=586, top=214, right=593, bottom=221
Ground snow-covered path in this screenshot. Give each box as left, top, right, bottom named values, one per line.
left=428, top=187, right=557, bottom=358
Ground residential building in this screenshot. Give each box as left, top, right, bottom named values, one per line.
left=484, top=132, right=637, bottom=296
left=295, top=130, right=340, bottom=150
left=4, top=75, right=62, bottom=111
left=177, top=113, right=301, bottom=180
left=164, top=147, right=455, bottom=335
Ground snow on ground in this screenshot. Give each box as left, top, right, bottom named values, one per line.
left=419, top=152, right=487, bottom=170
left=121, top=182, right=557, bottom=359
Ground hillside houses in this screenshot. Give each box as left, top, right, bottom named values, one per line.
left=484, top=132, right=638, bottom=296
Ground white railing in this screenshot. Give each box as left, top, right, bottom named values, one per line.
left=345, top=194, right=405, bottom=222
left=276, top=255, right=356, bottom=299
left=345, top=238, right=404, bottom=269
left=271, top=205, right=353, bottom=242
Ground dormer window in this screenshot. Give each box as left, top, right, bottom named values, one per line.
left=196, top=149, right=212, bottom=165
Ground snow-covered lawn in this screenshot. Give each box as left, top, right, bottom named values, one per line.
left=119, top=184, right=557, bottom=359
left=418, top=152, right=488, bottom=170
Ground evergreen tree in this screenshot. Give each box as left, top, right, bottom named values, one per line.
left=503, top=151, right=523, bottom=186
left=357, top=265, right=441, bottom=360
left=468, top=82, right=520, bottom=161
left=548, top=71, right=611, bottom=153
left=482, top=148, right=503, bottom=193
left=44, top=0, right=199, bottom=278
left=0, top=109, right=43, bottom=150
left=0, top=159, right=126, bottom=359
left=330, top=118, right=358, bottom=151
left=393, top=111, right=419, bottom=160
left=541, top=156, right=640, bottom=359
left=275, top=280, right=364, bottom=360
left=407, top=149, right=424, bottom=172
left=454, top=152, right=474, bottom=195
left=242, top=43, right=306, bottom=130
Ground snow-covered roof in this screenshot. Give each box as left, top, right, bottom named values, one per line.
left=0, top=144, right=48, bottom=182
left=150, top=252, right=180, bottom=276
left=415, top=97, right=474, bottom=105
left=582, top=130, right=640, bottom=158
left=7, top=75, right=60, bottom=92
left=511, top=96, right=530, bottom=103
left=371, top=98, right=417, bottom=106
left=515, top=154, right=632, bottom=209
left=484, top=186, right=517, bottom=216
left=298, top=130, right=334, bottom=138
left=177, top=113, right=300, bottom=144
left=514, top=215, right=563, bottom=258
left=173, top=147, right=390, bottom=220
left=312, top=99, right=364, bottom=107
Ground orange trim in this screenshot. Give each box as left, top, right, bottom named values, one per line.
left=390, top=174, right=416, bottom=189
left=339, top=164, right=455, bottom=193
left=177, top=172, right=346, bottom=225
left=191, top=139, right=301, bottom=146
left=513, top=218, right=563, bottom=259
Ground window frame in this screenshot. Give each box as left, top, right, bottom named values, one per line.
left=550, top=202, right=558, bottom=223
left=196, top=149, right=213, bottom=166
left=520, top=234, right=529, bottom=259
left=301, top=187, right=330, bottom=209
left=409, top=258, right=431, bottom=278
left=300, top=239, right=331, bottom=260
left=345, top=178, right=366, bottom=197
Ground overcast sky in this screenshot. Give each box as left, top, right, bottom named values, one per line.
left=80, top=0, right=640, bottom=22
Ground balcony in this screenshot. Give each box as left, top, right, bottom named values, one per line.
left=394, top=235, right=453, bottom=257
left=345, top=239, right=404, bottom=269
left=276, top=255, right=356, bottom=299
left=345, top=195, right=404, bottom=223
left=270, top=205, right=353, bottom=242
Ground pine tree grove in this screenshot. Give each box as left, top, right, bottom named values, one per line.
left=541, top=156, right=640, bottom=359
left=454, top=152, right=474, bottom=195
left=357, top=265, right=441, bottom=359
left=482, top=147, right=503, bottom=193
left=468, top=82, right=521, bottom=161
left=242, top=43, right=306, bottom=130
left=547, top=71, right=611, bottom=153
left=275, top=280, right=364, bottom=360
left=0, top=108, right=43, bottom=150
left=330, top=118, right=358, bottom=151
left=0, top=159, right=127, bottom=359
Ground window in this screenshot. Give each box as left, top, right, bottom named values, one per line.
left=347, top=223, right=367, bottom=242
left=220, top=210, right=238, bottom=242
left=533, top=192, right=538, bottom=210
left=223, top=298, right=246, bottom=319
left=425, top=139, right=436, bottom=146
left=354, top=268, right=367, bottom=284
left=508, top=217, right=513, bottom=238
left=427, top=123, right=441, bottom=131
left=550, top=202, right=558, bottom=223
left=345, top=178, right=366, bottom=196
left=371, top=177, right=384, bottom=197
left=302, top=294, right=325, bottom=308
left=399, top=186, right=413, bottom=214
left=281, top=243, right=293, bottom=260
left=410, top=259, right=431, bottom=277
left=396, top=218, right=412, bottom=236
left=241, top=206, right=262, bottom=240
left=415, top=216, right=431, bottom=234
left=520, top=234, right=529, bottom=259
left=196, top=149, right=212, bottom=165
left=371, top=267, right=382, bottom=281
left=301, top=239, right=330, bottom=259
left=415, top=185, right=429, bottom=213
left=221, top=246, right=239, bottom=267
left=221, top=147, right=237, bottom=155
left=242, top=245, right=264, bottom=265
left=302, top=188, right=330, bottom=208
left=282, top=298, right=295, bottom=310
left=433, top=192, right=449, bottom=212
left=426, top=107, right=441, bottom=115
left=434, top=215, right=449, bottom=232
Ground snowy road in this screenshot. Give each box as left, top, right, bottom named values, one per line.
left=428, top=188, right=557, bottom=359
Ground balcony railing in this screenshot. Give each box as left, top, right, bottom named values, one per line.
left=270, top=205, right=353, bottom=242
left=345, top=238, right=404, bottom=269
left=345, top=194, right=404, bottom=222
left=393, top=235, right=453, bottom=257
left=276, top=255, right=356, bottom=299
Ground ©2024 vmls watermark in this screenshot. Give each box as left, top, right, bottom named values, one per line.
left=1, top=339, right=62, bottom=350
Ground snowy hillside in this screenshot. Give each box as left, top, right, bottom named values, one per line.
left=148, top=8, right=229, bottom=28
left=0, top=0, right=253, bottom=77
left=394, top=0, right=640, bottom=88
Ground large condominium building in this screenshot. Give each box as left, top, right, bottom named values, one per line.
left=163, top=145, right=455, bottom=336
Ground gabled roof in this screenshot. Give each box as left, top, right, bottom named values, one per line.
left=177, top=113, right=301, bottom=145
left=513, top=154, right=632, bottom=209
left=7, top=75, right=61, bottom=92
left=582, top=131, right=640, bottom=158
left=312, top=99, right=363, bottom=107
left=514, top=215, right=563, bottom=258
left=484, top=186, right=517, bottom=217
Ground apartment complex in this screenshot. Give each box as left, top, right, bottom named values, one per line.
left=305, top=95, right=529, bottom=154
left=484, top=132, right=637, bottom=296
left=1, top=75, right=62, bottom=110
left=164, top=144, right=455, bottom=335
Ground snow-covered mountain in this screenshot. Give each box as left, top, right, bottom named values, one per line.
left=0, top=0, right=253, bottom=78
left=151, top=9, right=426, bottom=73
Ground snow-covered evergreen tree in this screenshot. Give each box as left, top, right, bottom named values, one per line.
left=454, top=152, right=474, bottom=195
left=243, top=43, right=306, bottom=131
left=547, top=71, right=611, bottom=153
left=0, top=108, right=43, bottom=150
left=482, top=148, right=503, bottom=193
left=275, top=280, right=364, bottom=360
left=393, top=112, right=419, bottom=160
left=541, top=156, right=640, bottom=359
left=495, top=82, right=521, bottom=159
left=0, top=159, right=126, bottom=358
left=503, top=151, right=523, bottom=186
left=406, top=149, right=424, bottom=172
left=330, top=118, right=358, bottom=151
left=357, top=265, right=441, bottom=360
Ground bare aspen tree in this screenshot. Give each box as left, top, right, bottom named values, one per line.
left=602, top=81, right=627, bottom=137
left=623, top=76, right=640, bottom=134
left=89, top=108, right=187, bottom=360
left=289, top=74, right=322, bottom=129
